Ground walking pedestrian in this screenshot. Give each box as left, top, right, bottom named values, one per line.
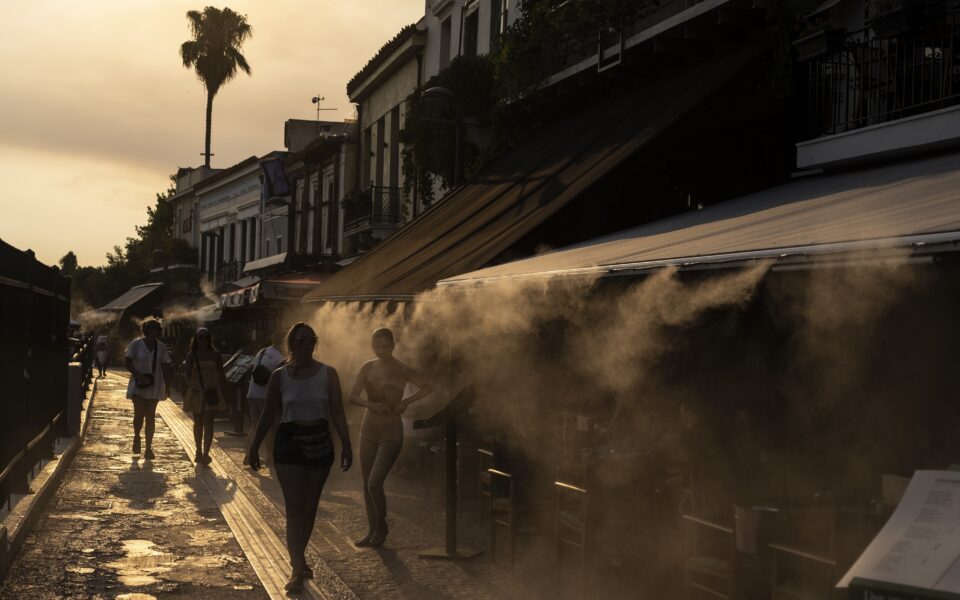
left=244, top=330, right=287, bottom=467
left=124, top=319, right=172, bottom=460
left=183, top=327, right=228, bottom=466
left=348, top=327, right=433, bottom=547
left=94, top=333, right=109, bottom=377
left=245, top=322, right=353, bottom=593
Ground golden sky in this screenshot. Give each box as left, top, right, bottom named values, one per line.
left=0, top=1, right=420, bottom=267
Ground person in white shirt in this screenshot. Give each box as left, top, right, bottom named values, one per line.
left=244, top=331, right=286, bottom=466
left=124, top=319, right=172, bottom=460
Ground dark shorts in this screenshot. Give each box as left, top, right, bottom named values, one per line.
left=274, top=421, right=334, bottom=469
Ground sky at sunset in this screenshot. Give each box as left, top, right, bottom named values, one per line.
left=0, top=1, right=420, bottom=267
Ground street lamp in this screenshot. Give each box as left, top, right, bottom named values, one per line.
left=421, top=86, right=464, bottom=187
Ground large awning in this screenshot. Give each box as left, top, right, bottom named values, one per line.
left=302, top=44, right=763, bottom=302
left=439, top=151, right=960, bottom=286
left=101, top=283, right=163, bottom=310
left=221, top=272, right=329, bottom=308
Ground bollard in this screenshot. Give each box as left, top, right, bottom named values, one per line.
left=67, top=363, right=82, bottom=436
left=0, top=525, right=8, bottom=579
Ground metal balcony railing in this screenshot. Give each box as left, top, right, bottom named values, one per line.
left=344, top=186, right=402, bottom=236
left=801, top=11, right=960, bottom=140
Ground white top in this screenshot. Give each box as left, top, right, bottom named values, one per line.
left=124, top=337, right=172, bottom=400
left=246, top=345, right=286, bottom=399
left=279, top=365, right=331, bottom=423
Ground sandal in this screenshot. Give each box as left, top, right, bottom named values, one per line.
left=284, top=573, right=304, bottom=592
left=144, top=449, right=155, bottom=460
left=354, top=532, right=374, bottom=547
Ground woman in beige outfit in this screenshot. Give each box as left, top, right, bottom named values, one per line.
left=183, top=327, right=228, bottom=465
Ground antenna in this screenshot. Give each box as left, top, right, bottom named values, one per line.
left=311, top=95, right=338, bottom=121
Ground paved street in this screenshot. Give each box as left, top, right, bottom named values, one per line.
left=0, top=371, right=548, bottom=600
left=0, top=373, right=267, bottom=600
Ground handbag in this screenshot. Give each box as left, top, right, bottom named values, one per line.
left=251, top=349, right=272, bottom=386
left=134, top=342, right=157, bottom=388
left=194, top=352, right=221, bottom=407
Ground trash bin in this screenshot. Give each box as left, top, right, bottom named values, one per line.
left=734, top=505, right=779, bottom=554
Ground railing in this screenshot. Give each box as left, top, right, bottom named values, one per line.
left=0, top=242, right=71, bottom=514
left=344, top=186, right=403, bottom=236
left=801, top=11, right=960, bottom=139
left=547, top=0, right=709, bottom=78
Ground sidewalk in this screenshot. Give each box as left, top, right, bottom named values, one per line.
left=0, top=372, right=267, bottom=600
left=0, top=370, right=552, bottom=600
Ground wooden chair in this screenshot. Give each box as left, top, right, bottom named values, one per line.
left=682, top=513, right=735, bottom=599
left=769, top=502, right=838, bottom=600
left=555, top=480, right=589, bottom=598
left=478, top=447, right=494, bottom=528
left=488, top=467, right=551, bottom=569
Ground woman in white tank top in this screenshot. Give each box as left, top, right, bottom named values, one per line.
left=245, top=323, right=353, bottom=593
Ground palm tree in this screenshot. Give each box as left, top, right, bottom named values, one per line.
left=180, top=7, right=252, bottom=168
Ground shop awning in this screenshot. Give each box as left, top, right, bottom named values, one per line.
left=101, top=283, right=163, bottom=310
left=243, top=252, right=287, bottom=273
left=439, top=151, right=960, bottom=286
left=221, top=271, right=328, bottom=308
left=302, top=44, right=763, bottom=302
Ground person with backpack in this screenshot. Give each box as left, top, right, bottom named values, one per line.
left=244, top=330, right=286, bottom=467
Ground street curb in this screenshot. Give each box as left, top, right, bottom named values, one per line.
left=0, top=374, right=99, bottom=581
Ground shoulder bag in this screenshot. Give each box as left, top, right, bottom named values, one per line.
left=134, top=341, right=157, bottom=388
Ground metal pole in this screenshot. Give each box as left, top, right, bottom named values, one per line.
left=454, top=103, right=463, bottom=187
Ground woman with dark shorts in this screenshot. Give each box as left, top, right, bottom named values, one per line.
left=245, top=322, right=353, bottom=593
left=348, top=328, right=433, bottom=546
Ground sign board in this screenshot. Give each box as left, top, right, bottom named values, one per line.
left=839, top=470, right=960, bottom=600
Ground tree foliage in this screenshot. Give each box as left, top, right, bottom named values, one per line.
left=400, top=0, right=659, bottom=202
left=68, top=179, right=196, bottom=311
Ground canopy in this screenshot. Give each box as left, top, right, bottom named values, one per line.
left=439, top=151, right=960, bottom=286
left=302, top=44, right=763, bottom=302
left=101, top=283, right=163, bottom=310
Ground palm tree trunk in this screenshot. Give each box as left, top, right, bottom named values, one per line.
left=204, top=89, right=214, bottom=168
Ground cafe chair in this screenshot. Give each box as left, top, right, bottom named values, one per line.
left=488, top=467, right=551, bottom=570
left=769, top=501, right=838, bottom=600
left=478, top=447, right=494, bottom=528
left=555, top=480, right=590, bottom=598
left=681, top=513, right=735, bottom=599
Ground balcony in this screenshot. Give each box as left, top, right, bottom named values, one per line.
left=798, top=11, right=960, bottom=168
left=343, top=186, right=402, bottom=237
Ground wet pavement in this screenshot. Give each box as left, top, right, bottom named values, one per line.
left=0, top=370, right=554, bottom=600
left=0, top=373, right=267, bottom=600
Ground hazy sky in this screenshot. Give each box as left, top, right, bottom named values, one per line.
left=0, top=1, right=420, bottom=267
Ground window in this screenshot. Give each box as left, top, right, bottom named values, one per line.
left=326, top=179, right=337, bottom=253
left=464, top=10, right=479, bottom=57
left=265, top=239, right=270, bottom=257
left=489, top=0, right=505, bottom=53
left=440, top=17, right=452, bottom=69
left=277, top=236, right=283, bottom=255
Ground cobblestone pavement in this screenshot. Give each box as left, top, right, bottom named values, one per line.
left=0, top=373, right=268, bottom=600
left=216, top=426, right=557, bottom=600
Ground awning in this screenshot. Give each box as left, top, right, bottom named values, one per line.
left=302, top=44, right=764, bottom=302
left=439, top=152, right=960, bottom=286
left=243, top=252, right=287, bottom=273
left=220, top=271, right=328, bottom=308
left=101, top=283, right=163, bottom=310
